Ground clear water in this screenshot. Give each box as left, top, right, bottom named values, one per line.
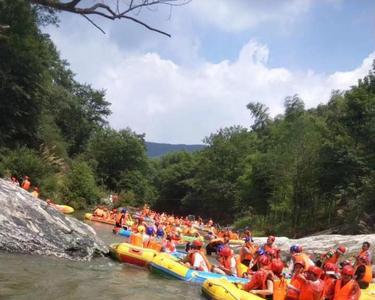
left=0, top=220, right=205, bottom=299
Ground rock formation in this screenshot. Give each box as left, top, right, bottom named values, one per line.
left=0, top=179, right=108, bottom=260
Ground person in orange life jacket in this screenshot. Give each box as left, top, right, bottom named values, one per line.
left=286, top=257, right=306, bottom=300
left=290, top=246, right=315, bottom=272
left=355, top=242, right=372, bottom=267
left=263, top=235, right=280, bottom=258
left=321, top=246, right=347, bottom=268
left=332, top=265, right=361, bottom=300
left=115, top=209, right=127, bottom=228
left=354, top=256, right=373, bottom=289
left=322, top=263, right=340, bottom=300
left=250, top=248, right=268, bottom=272
left=162, top=235, right=176, bottom=253
left=297, top=265, right=324, bottom=300
left=240, top=237, right=257, bottom=266
left=185, top=240, right=210, bottom=272
left=21, top=176, right=31, bottom=191
left=215, top=246, right=238, bottom=276
left=242, top=255, right=274, bottom=297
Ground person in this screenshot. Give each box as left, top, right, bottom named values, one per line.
left=322, top=263, right=339, bottom=300
left=21, top=176, right=31, bottom=191
left=240, top=237, right=257, bottom=266
left=289, top=245, right=315, bottom=272
left=242, top=255, right=274, bottom=297
left=216, top=247, right=238, bottom=276
left=297, top=266, right=324, bottom=300
left=354, top=256, right=373, bottom=289
left=355, top=242, right=372, bottom=267
left=185, top=240, right=210, bottom=272
left=10, top=176, right=20, bottom=186
left=286, top=258, right=306, bottom=300
left=115, top=209, right=126, bottom=228
left=332, top=265, right=361, bottom=300
left=263, top=235, right=279, bottom=258
left=162, top=235, right=176, bottom=253
left=31, top=187, right=39, bottom=198
left=321, top=246, right=347, bottom=267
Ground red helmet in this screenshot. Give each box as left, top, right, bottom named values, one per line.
left=341, top=265, right=354, bottom=276
left=337, top=246, right=346, bottom=254
left=220, top=247, right=232, bottom=257
left=308, top=266, right=323, bottom=277
left=258, top=255, right=270, bottom=266
left=324, top=262, right=337, bottom=272
left=271, top=260, right=284, bottom=275
left=192, top=240, right=203, bottom=248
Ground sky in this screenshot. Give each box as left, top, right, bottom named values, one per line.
left=44, top=0, right=375, bottom=144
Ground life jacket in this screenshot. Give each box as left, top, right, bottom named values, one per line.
left=115, top=213, right=123, bottom=226
left=293, top=253, right=314, bottom=270
left=220, top=255, right=237, bottom=276
left=356, top=250, right=371, bottom=265
left=273, top=277, right=287, bottom=300
left=164, top=240, right=175, bottom=253
left=322, top=276, right=336, bottom=300
left=333, top=279, right=359, bottom=300
left=22, top=180, right=30, bottom=190
left=130, top=234, right=143, bottom=247
left=240, top=243, right=256, bottom=262
left=354, top=264, right=372, bottom=284
left=324, top=252, right=340, bottom=265
left=264, top=244, right=280, bottom=258
left=299, top=279, right=324, bottom=300
left=286, top=275, right=304, bottom=300
left=243, top=269, right=270, bottom=291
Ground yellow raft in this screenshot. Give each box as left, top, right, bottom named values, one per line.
left=202, top=278, right=375, bottom=300
left=110, top=243, right=158, bottom=267
left=55, top=204, right=74, bottom=214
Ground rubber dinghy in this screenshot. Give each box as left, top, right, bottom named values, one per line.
left=201, top=278, right=375, bottom=300
left=112, top=227, right=132, bottom=237
left=148, top=253, right=249, bottom=284
left=84, top=213, right=115, bottom=225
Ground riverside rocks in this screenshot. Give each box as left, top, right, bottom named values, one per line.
left=0, top=179, right=108, bottom=261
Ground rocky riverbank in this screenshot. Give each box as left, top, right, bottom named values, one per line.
left=0, top=179, right=108, bottom=260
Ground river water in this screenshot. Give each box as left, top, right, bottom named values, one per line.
left=0, top=220, right=204, bottom=300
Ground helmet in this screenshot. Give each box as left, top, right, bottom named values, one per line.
left=293, top=256, right=306, bottom=268
left=341, top=265, right=354, bottom=276
left=268, top=235, right=275, bottom=242
left=271, top=260, right=284, bottom=275
left=324, top=262, right=337, bottom=272
left=337, top=246, right=346, bottom=254
left=258, top=255, right=270, bottom=266
left=156, top=228, right=164, bottom=237
left=244, top=237, right=251, bottom=243
left=121, top=208, right=127, bottom=214
left=220, top=247, right=232, bottom=257
left=137, top=225, right=145, bottom=233
left=146, top=226, right=154, bottom=236
left=256, top=248, right=266, bottom=256
left=192, top=239, right=203, bottom=248
left=308, top=266, right=323, bottom=277
left=290, top=245, right=299, bottom=253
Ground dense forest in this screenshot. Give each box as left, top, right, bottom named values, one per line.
left=1, top=1, right=374, bottom=237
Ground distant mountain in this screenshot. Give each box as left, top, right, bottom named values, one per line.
left=145, top=142, right=205, bottom=158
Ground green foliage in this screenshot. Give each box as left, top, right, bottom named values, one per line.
left=62, top=160, right=100, bottom=209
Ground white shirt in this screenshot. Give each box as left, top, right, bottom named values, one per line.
left=193, top=252, right=209, bottom=272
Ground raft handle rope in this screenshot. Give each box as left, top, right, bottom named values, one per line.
left=206, top=281, right=241, bottom=300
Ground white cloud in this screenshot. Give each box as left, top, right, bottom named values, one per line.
left=46, top=24, right=374, bottom=144
left=188, top=0, right=312, bottom=32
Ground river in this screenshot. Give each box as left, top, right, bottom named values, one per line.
left=0, top=220, right=204, bottom=300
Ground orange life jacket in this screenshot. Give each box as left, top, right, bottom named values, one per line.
left=243, top=269, right=270, bottom=291
left=286, top=275, right=304, bottom=300
left=115, top=213, right=123, bottom=225
left=356, top=250, right=371, bottom=265
left=22, top=180, right=30, bottom=190
left=324, top=252, right=340, bottom=265
left=299, top=279, right=324, bottom=300
left=273, top=277, right=287, bottom=300
left=354, top=264, right=373, bottom=284
left=333, top=279, right=360, bottom=300
left=293, top=253, right=314, bottom=270
left=130, top=234, right=143, bottom=247
left=322, top=276, right=336, bottom=300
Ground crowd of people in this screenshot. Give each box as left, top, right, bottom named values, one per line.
left=9, top=175, right=40, bottom=198
left=91, top=204, right=374, bottom=300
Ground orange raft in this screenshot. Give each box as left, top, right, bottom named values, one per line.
left=84, top=213, right=115, bottom=225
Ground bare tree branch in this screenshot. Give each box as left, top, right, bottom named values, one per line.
left=29, top=0, right=191, bottom=37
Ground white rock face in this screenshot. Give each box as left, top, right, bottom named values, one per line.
left=0, top=179, right=108, bottom=260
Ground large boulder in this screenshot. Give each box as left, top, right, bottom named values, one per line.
left=0, top=179, right=108, bottom=260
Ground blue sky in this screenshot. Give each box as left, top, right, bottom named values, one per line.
left=45, top=0, right=375, bottom=144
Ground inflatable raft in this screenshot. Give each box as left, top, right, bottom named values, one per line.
left=202, top=278, right=375, bottom=300
left=54, top=204, right=74, bottom=214
left=148, top=254, right=249, bottom=284
left=110, top=243, right=158, bottom=267
left=112, top=227, right=132, bottom=237
left=84, top=213, right=115, bottom=225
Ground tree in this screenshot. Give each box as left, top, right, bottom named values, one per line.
left=29, top=0, right=191, bottom=36
left=247, top=102, right=271, bottom=131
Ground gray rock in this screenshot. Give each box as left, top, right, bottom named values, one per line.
left=0, top=179, right=108, bottom=260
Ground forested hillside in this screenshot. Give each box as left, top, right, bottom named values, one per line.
left=1, top=1, right=374, bottom=237
left=146, top=142, right=205, bottom=157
